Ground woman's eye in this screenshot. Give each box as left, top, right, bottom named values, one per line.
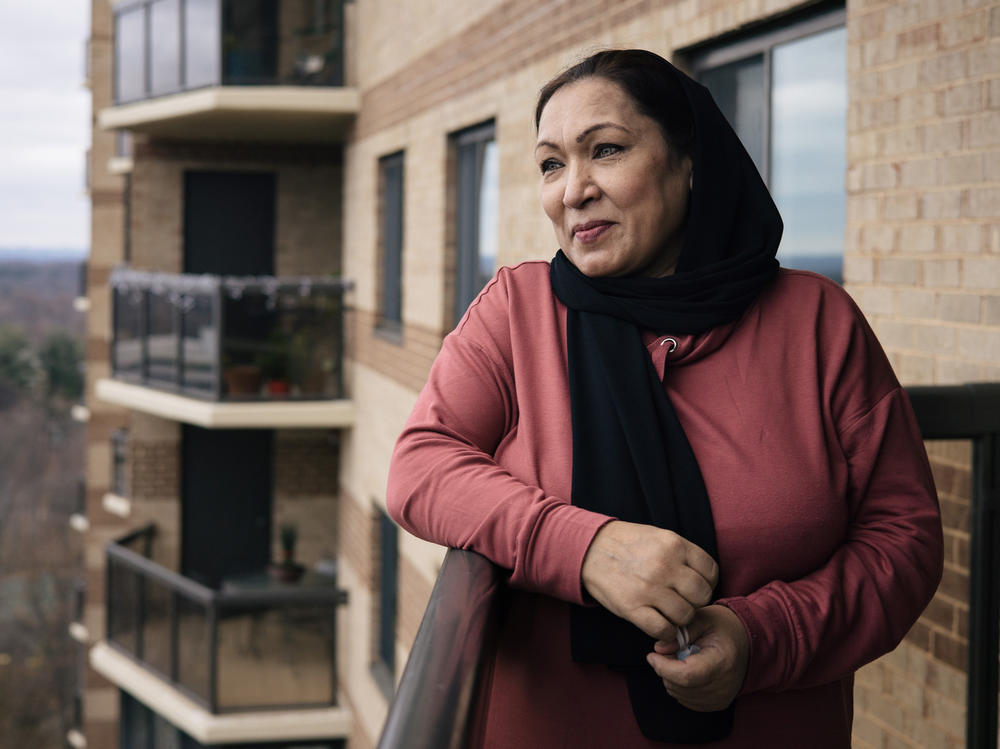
left=539, top=158, right=561, bottom=174
left=594, top=144, right=622, bottom=158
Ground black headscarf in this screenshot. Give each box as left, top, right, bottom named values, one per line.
left=549, top=56, right=782, bottom=743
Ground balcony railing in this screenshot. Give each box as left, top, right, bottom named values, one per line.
left=111, top=268, right=350, bottom=402
left=113, top=0, right=346, bottom=105
left=377, top=383, right=1000, bottom=749
left=106, top=524, right=348, bottom=713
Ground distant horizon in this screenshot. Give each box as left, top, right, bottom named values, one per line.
left=0, top=247, right=87, bottom=261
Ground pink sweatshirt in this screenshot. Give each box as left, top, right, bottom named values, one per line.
left=387, top=262, right=943, bottom=748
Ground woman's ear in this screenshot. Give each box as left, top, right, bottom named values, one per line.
left=689, top=171, right=694, bottom=191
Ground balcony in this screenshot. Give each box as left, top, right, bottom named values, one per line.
left=97, top=268, right=354, bottom=428
left=98, top=0, right=358, bottom=143
left=91, top=524, right=351, bottom=744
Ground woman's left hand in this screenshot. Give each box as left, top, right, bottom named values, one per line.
left=645, top=604, right=750, bottom=712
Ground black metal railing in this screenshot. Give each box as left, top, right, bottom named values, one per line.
left=106, top=524, right=348, bottom=713
left=111, top=268, right=351, bottom=402
left=906, top=383, right=1000, bottom=749
left=377, top=383, right=1000, bottom=749
left=112, top=0, right=346, bottom=105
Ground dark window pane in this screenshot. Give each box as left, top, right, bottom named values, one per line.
left=115, top=7, right=146, bottom=103
left=699, top=54, right=766, bottom=176
left=150, top=0, right=181, bottom=95
left=378, top=510, right=398, bottom=672
left=380, top=155, right=404, bottom=326
left=222, top=0, right=278, bottom=83
left=771, top=26, right=847, bottom=282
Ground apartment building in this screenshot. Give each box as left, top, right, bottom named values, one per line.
left=78, top=0, right=998, bottom=748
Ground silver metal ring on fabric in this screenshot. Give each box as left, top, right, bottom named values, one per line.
left=660, top=337, right=678, bottom=352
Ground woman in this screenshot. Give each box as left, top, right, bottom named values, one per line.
left=387, top=50, right=942, bottom=747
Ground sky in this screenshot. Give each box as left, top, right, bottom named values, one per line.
left=0, top=1, right=91, bottom=255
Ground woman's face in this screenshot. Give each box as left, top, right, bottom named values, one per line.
left=536, top=77, right=693, bottom=278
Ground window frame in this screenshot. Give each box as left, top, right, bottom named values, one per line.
left=449, top=120, right=497, bottom=326
left=685, top=5, right=848, bottom=284
left=686, top=6, right=845, bottom=188
left=376, top=151, right=405, bottom=339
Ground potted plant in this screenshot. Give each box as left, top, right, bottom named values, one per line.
left=257, top=332, right=291, bottom=397
left=269, top=522, right=305, bottom=582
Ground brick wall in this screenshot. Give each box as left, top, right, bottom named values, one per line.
left=842, top=0, right=998, bottom=744
left=129, top=140, right=343, bottom=276
left=844, top=0, right=1000, bottom=384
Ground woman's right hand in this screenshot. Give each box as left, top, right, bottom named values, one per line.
left=581, top=520, right=718, bottom=642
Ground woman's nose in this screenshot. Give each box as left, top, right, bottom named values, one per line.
left=563, top=163, right=599, bottom=208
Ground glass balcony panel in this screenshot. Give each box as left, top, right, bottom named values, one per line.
left=147, top=288, right=179, bottom=386
left=184, top=0, right=221, bottom=89
left=216, top=603, right=335, bottom=710
left=115, top=6, right=146, bottom=103
left=176, top=596, right=211, bottom=703
left=181, top=294, right=217, bottom=395
left=276, top=0, right=344, bottom=86
left=150, top=0, right=182, bottom=96
left=222, top=0, right=278, bottom=84
left=114, top=287, right=145, bottom=379
left=108, top=558, right=139, bottom=655
left=142, top=578, right=173, bottom=678
left=112, top=270, right=348, bottom=401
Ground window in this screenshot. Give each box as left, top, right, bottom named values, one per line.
left=689, top=7, right=846, bottom=283
left=372, top=505, right=398, bottom=698
left=378, top=152, right=404, bottom=332
left=451, top=121, right=499, bottom=323
left=111, top=428, right=129, bottom=498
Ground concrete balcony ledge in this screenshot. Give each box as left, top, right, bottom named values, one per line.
left=96, top=378, right=354, bottom=429
left=89, top=643, right=352, bottom=744
left=98, top=86, right=359, bottom=143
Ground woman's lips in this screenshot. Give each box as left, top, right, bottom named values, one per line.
left=572, top=221, right=614, bottom=243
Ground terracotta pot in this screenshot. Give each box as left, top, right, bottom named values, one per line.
left=223, top=365, right=261, bottom=395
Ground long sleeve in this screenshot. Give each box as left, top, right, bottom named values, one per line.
left=386, top=267, right=611, bottom=605
left=715, top=281, right=944, bottom=695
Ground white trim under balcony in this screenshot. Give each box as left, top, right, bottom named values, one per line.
left=90, top=643, right=352, bottom=744
left=98, top=86, right=359, bottom=143
left=96, top=378, right=354, bottom=429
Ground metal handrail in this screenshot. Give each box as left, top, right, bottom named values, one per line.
left=377, top=549, right=505, bottom=749
left=377, top=383, right=1000, bottom=749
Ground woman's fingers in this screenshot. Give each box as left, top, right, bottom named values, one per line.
left=580, top=520, right=719, bottom=637
left=632, top=606, right=679, bottom=642
left=646, top=605, right=750, bottom=712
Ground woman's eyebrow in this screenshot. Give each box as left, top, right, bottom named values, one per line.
left=536, top=122, right=632, bottom=152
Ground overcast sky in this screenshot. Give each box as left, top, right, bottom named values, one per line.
left=0, top=1, right=91, bottom=255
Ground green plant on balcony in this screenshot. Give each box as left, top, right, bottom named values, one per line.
left=270, top=522, right=305, bottom=583
left=256, top=332, right=291, bottom=397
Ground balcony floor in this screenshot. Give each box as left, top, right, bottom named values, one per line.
left=96, top=378, right=354, bottom=428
